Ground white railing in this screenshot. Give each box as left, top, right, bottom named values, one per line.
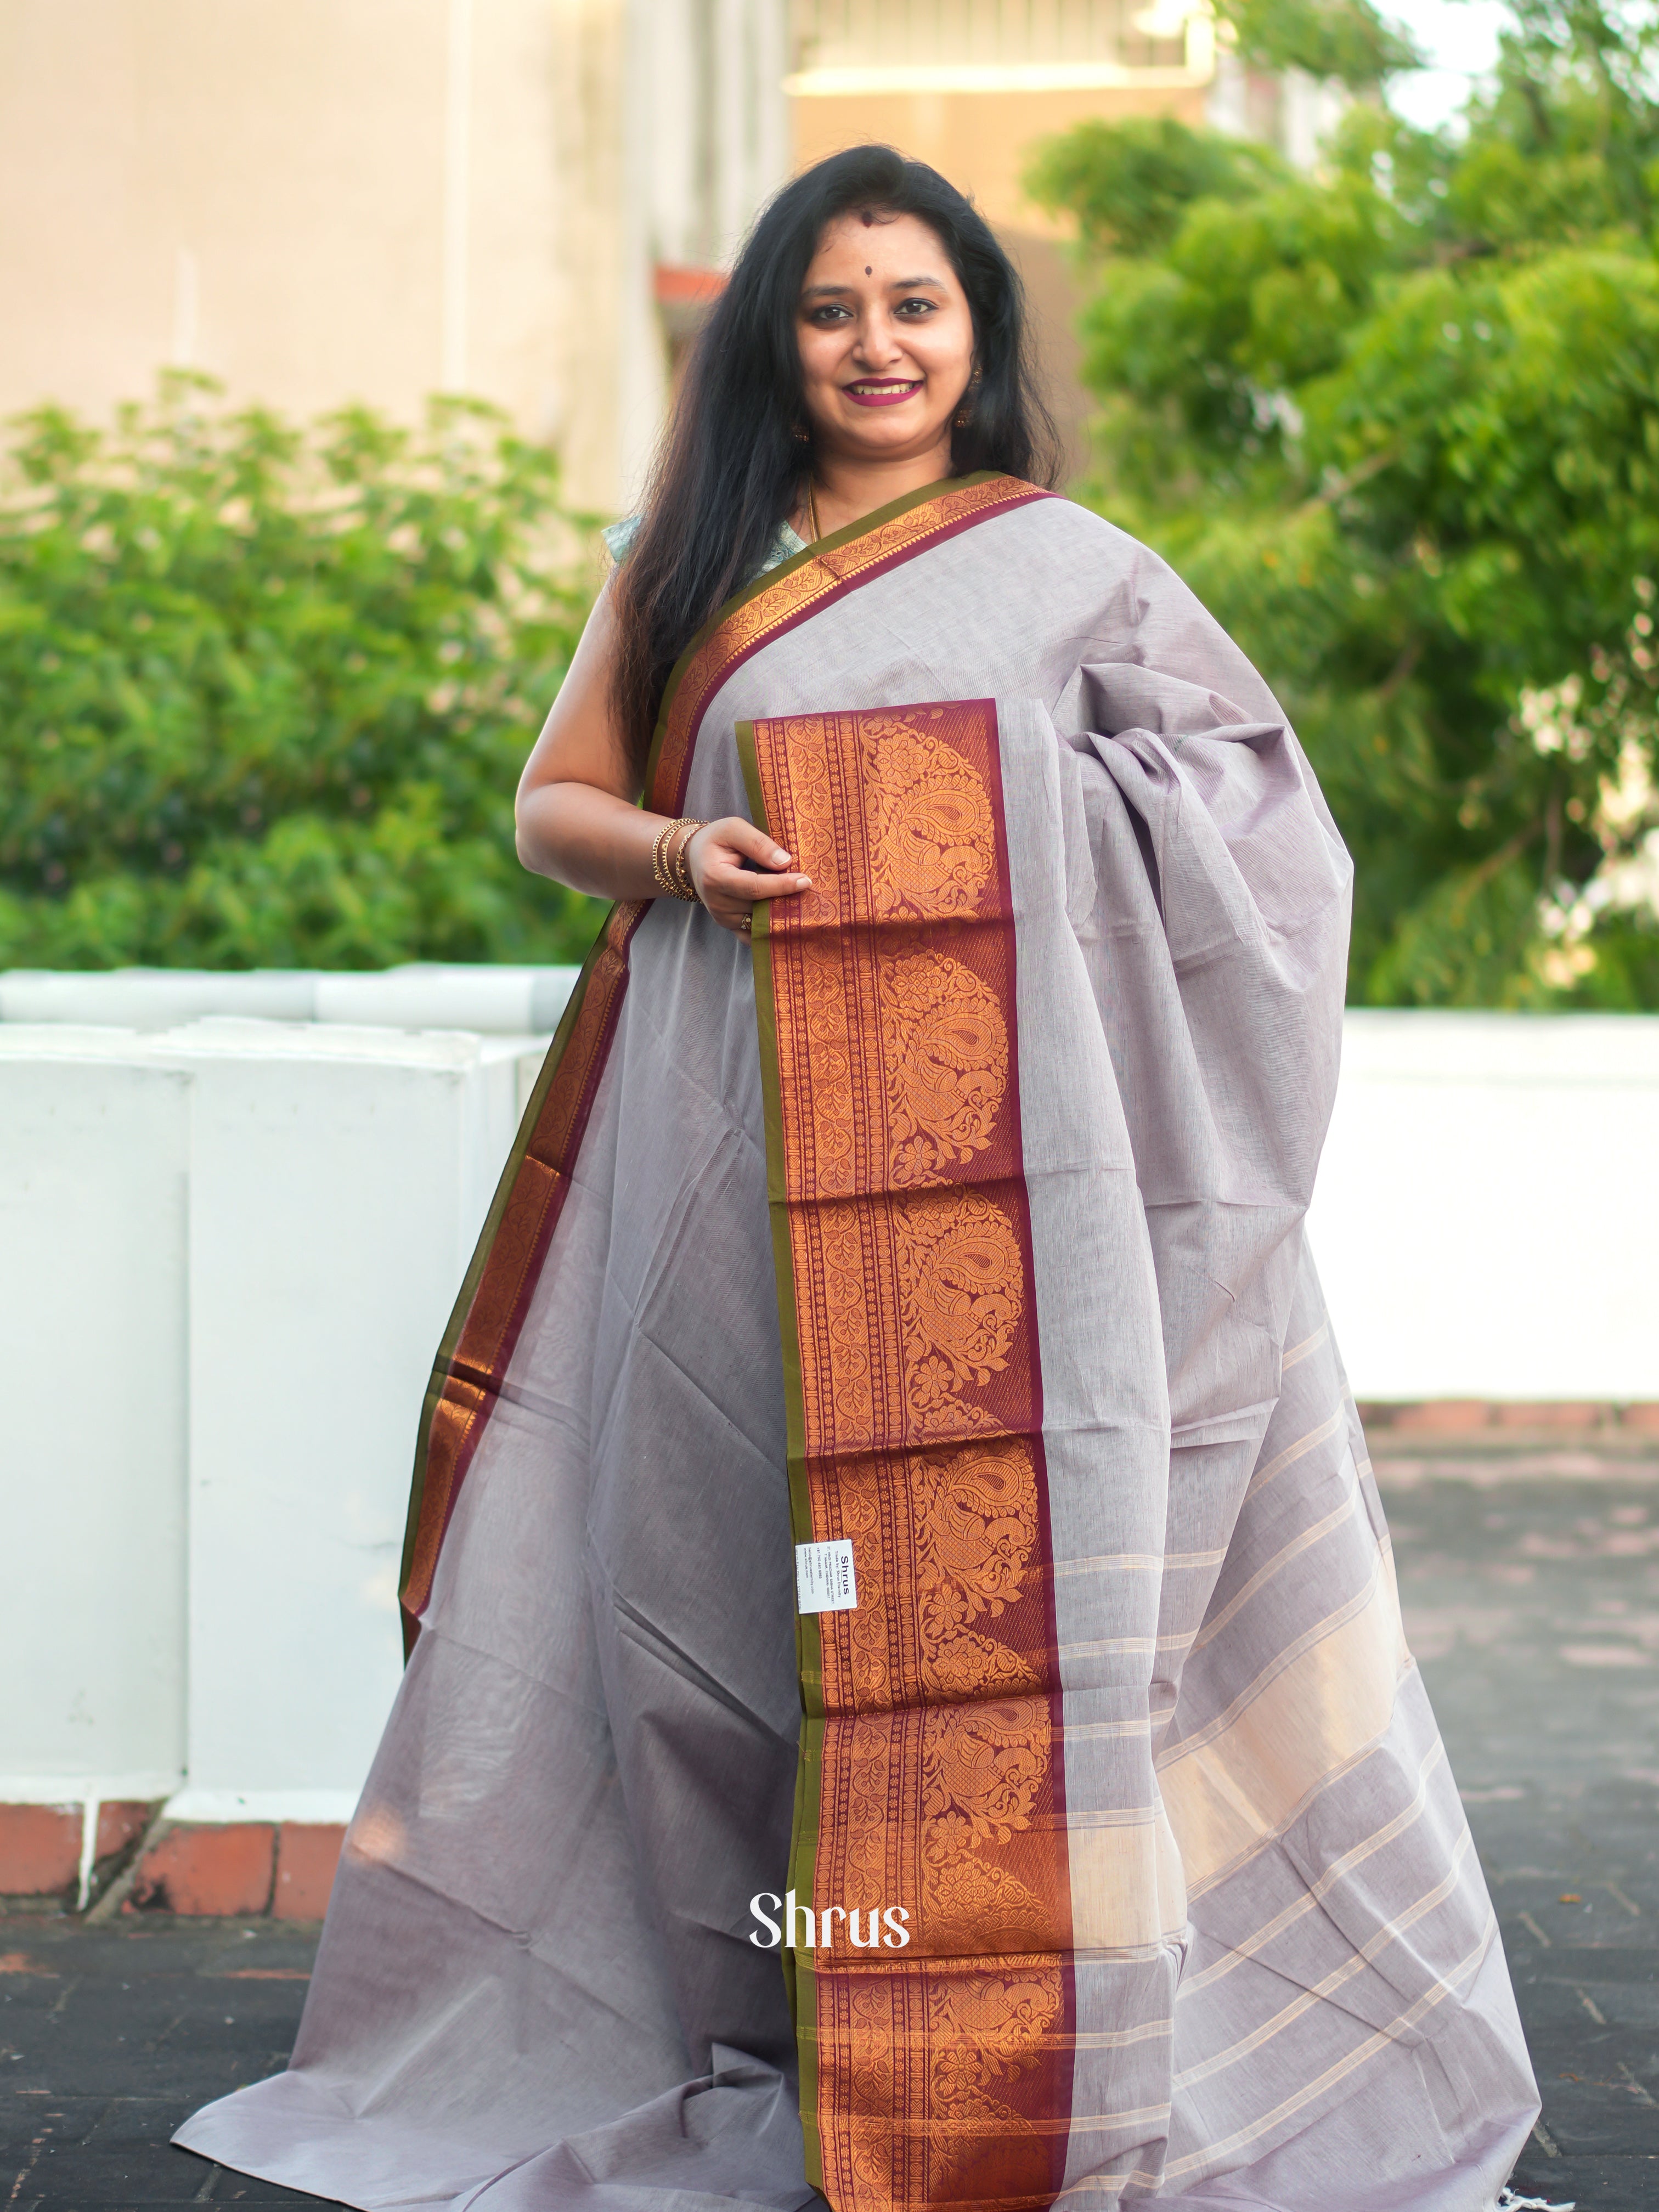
left=0, top=967, right=575, bottom=1832
left=0, top=962, right=577, bottom=1035
left=2, top=985, right=1654, bottom=1827
left=1310, top=1011, right=1659, bottom=1405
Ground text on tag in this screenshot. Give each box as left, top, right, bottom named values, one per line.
left=795, top=1538, right=857, bottom=1613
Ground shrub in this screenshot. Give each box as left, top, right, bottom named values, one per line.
left=1029, top=0, right=1659, bottom=1006
left=0, top=378, right=606, bottom=970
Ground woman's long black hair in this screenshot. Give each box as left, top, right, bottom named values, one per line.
left=610, top=144, right=1062, bottom=782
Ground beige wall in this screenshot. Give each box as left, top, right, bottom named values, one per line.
left=789, top=82, right=1210, bottom=238
left=0, top=1, right=1233, bottom=509
left=0, top=0, right=789, bottom=514
left=1, top=2, right=560, bottom=426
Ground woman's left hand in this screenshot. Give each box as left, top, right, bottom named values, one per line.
left=685, top=818, right=811, bottom=936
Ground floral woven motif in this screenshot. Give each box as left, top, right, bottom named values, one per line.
left=744, top=701, right=1074, bottom=2212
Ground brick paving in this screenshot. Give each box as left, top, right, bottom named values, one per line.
left=3, top=1440, right=1657, bottom=2210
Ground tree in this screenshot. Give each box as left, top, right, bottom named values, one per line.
left=1026, top=0, right=1659, bottom=1007
left=0, top=380, right=605, bottom=970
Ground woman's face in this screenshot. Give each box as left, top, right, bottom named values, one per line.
left=796, top=211, right=975, bottom=467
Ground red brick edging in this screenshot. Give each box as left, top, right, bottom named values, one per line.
left=0, top=1805, right=344, bottom=1918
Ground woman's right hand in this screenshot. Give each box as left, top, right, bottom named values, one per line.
left=685, top=819, right=811, bottom=936
left=514, top=582, right=811, bottom=931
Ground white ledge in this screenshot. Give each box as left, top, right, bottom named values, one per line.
left=0, top=1773, right=182, bottom=1805
left=163, top=1788, right=363, bottom=1827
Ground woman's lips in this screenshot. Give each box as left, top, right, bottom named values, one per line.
left=842, top=380, right=922, bottom=408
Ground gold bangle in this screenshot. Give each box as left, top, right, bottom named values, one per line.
left=669, top=819, right=705, bottom=902
left=651, top=817, right=703, bottom=901
left=650, top=820, right=677, bottom=898
left=652, top=817, right=690, bottom=898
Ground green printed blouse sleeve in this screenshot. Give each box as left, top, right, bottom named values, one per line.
left=601, top=514, right=642, bottom=565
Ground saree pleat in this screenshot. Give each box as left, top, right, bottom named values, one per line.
left=178, top=479, right=1537, bottom=2212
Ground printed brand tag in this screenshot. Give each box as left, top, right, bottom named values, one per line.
left=795, top=1538, right=857, bottom=1613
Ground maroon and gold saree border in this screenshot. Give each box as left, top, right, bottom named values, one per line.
left=398, top=896, right=643, bottom=1648
left=645, top=472, right=1052, bottom=816
left=741, top=700, right=1075, bottom=2212
left=399, top=474, right=1048, bottom=1652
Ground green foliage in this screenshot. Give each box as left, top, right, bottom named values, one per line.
left=1024, top=119, right=1286, bottom=257
left=0, top=379, right=605, bottom=970
left=1028, top=0, right=1659, bottom=1006
left=1217, top=0, right=1422, bottom=89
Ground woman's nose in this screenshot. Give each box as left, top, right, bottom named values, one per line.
left=854, top=314, right=904, bottom=364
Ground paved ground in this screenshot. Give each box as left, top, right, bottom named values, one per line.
left=4, top=1440, right=1657, bottom=2210
left=0, top=1918, right=333, bottom=2207
left=1380, top=1439, right=1659, bottom=2210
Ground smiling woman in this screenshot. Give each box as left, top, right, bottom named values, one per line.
left=506, top=146, right=1059, bottom=939
left=176, top=145, right=1543, bottom=2212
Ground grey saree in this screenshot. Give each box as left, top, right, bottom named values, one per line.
left=178, top=476, right=1539, bottom=2211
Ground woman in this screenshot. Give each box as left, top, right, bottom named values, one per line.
left=179, top=148, right=1542, bottom=2212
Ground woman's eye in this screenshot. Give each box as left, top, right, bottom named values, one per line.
left=806, top=304, right=852, bottom=324
left=895, top=298, right=938, bottom=316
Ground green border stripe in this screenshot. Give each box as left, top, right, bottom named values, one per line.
left=737, top=717, right=824, bottom=2183
left=644, top=471, right=1003, bottom=805
left=399, top=901, right=624, bottom=1632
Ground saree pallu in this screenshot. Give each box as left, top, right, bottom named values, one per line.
left=178, top=477, right=1538, bottom=2212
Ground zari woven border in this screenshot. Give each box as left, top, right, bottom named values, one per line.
left=399, top=476, right=1049, bottom=1650
left=742, top=699, right=1075, bottom=2212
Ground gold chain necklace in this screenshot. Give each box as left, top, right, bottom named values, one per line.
left=808, top=477, right=822, bottom=544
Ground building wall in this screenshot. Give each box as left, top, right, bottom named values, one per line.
left=789, top=81, right=1209, bottom=243
left=0, top=2, right=1316, bottom=513
left=0, top=0, right=789, bottom=513
left=3, top=3, right=495, bottom=425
